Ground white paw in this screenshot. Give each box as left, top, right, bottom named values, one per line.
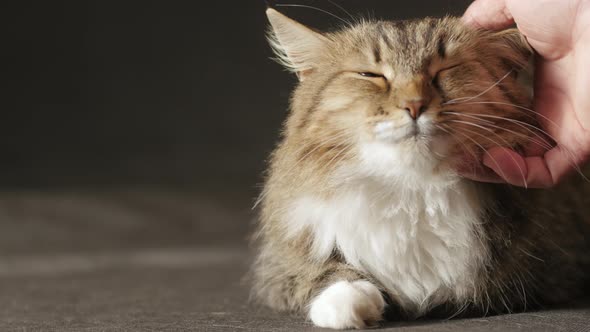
left=309, top=280, right=385, bottom=330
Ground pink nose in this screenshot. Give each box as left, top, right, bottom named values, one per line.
left=400, top=100, right=427, bottom=120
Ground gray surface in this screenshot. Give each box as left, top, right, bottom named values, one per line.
left=0, top=189, right=252, bottom=255
left=1, top=247, right=589, bottom=331
left=1, top=191, right=589, bottom=331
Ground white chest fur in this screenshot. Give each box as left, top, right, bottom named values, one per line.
left=286, top=179, right=487, bottom=313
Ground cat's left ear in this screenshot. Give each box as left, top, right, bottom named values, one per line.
left=266, top=8, right=330, bottom=81
left=492, top=29, right=533, bottom=69
left=492, top=29, right=535, bottom=96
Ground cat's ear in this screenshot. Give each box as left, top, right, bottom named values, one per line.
left=492, top=29, right=534, bottom=96
left=266, top=8, right=329, bottom=81
left=492, top=29, right=533, bottom=69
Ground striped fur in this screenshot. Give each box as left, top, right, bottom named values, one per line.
left=253, top=9, right=590, bottom=329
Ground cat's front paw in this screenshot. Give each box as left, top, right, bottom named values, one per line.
left=309, top=280, right=385, bottom=329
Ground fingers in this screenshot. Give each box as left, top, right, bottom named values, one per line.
left=462, top=0, right=515, bottom=30
left=543, top=146, right=584, bottom=186
left=457, top=154, right=506, bottom=183
left=478, top=147, right=576, bottom=188
left=458, top=166, right=506, bottom=184
left=482, top=147, right=529, bottom=187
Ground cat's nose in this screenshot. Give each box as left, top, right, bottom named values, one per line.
left=400, top=100, right=428, bottom=120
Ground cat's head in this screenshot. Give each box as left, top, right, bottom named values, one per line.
left=266, top=8, right=534, bottom=185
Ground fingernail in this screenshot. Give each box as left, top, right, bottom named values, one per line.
left=482, top=157, right=493, bottom=169
left=461, top=14, right=481, bottom=29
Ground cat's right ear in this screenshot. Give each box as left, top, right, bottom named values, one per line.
left=266, top=8, right=329, bottom=81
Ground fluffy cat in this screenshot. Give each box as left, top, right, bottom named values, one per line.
left=252, top=7, right=590, bottom=329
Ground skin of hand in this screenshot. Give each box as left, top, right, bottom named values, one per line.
left=461, top=0, right=590, bottom=188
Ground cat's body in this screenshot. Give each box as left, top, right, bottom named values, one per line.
left=253, top=9, right=590, bottom=329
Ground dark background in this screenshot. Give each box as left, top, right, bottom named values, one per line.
left=7, top=0, right=471, bottom=191
left=2, top=1, right=471, bottom=253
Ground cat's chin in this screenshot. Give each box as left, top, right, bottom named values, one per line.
left=356, top=138, right=459, bottom=186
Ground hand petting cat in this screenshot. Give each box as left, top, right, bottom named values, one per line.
left=462, top=0, right=590, bottom=188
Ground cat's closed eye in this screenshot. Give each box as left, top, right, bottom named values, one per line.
left=431, top=63, right=463, bottom=85
left=438, top=63, right=463, bottom=74
left=358, top=72, right=386, bottom=79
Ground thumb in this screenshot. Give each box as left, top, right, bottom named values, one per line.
left=463, top=0, right=514, bottom=30
left=482, top=147, right=528, bottom=187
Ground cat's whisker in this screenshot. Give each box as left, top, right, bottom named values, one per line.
left=436, top=124, right=488, bottom=180
left=443, top=124, right=510, bottom=182
left=442, top=112, right=587, bottom=180
left=442, top=112, right=554, bottom=149
left=266, top=139, right=352, bottom=215
left=450, top=120, right=528, bottom=187
left=277, top=131, right=352, bottom=162
left=275, top=4, right=352, bottom=26
left=444, top=70, right=513, bottom=105
left=294, top=131, right=353, bottom=154
left=441, top=112, right=496, bottom=125
left=326, top=0, right=355, bottom=21
left=322, top=144, right=354, bottom=171
left=444, top=104, right=589, bottom=181
left=253, top=131, right=354, bottom=209
left=446, top=101, right=565, bottom=148
left=443, top=113, right=553, bottom=151
left=278, top=132, right=353, bottom=174
left=435, top=125, right=479, bottom=162
left=456, top=101, right=563, bottom=135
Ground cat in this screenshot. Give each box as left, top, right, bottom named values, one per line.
left=252, top=7, right=590, bottom=330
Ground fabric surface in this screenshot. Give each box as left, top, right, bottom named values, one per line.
left=2, top=191, right=589, bottom=331
left=2, top=248, right=589, bottom=331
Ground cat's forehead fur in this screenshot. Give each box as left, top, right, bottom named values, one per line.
left=267, top=8, right=528, bottom=81
left=325, top=17, right=477, bottom=75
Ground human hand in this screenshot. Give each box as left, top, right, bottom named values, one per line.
left=461, top=0, right=590, bottom=188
